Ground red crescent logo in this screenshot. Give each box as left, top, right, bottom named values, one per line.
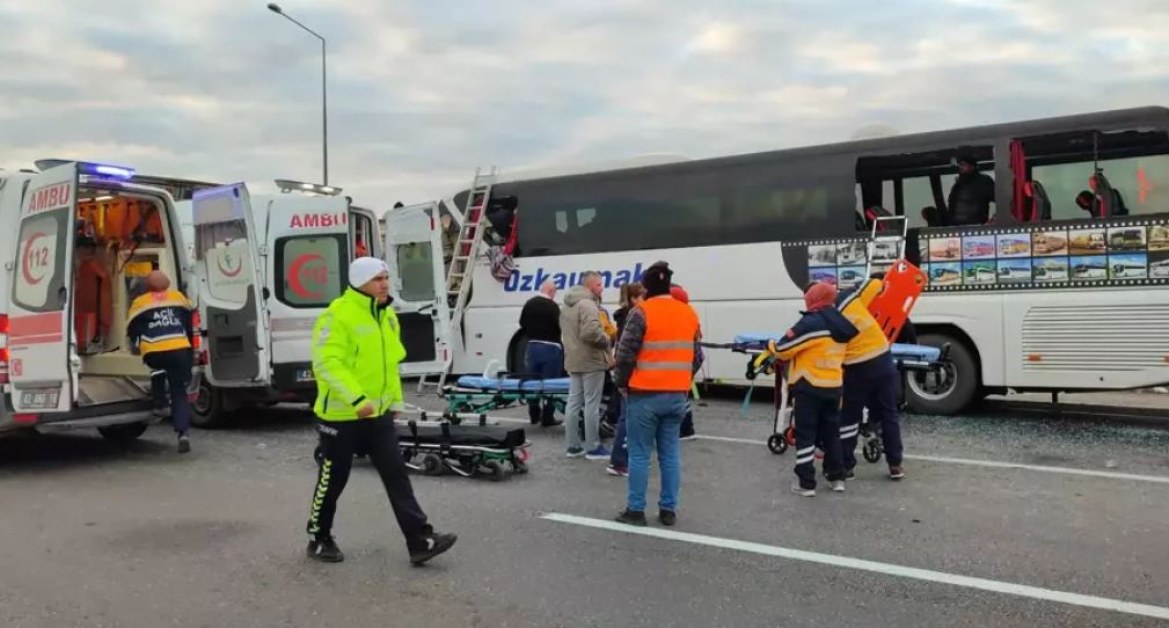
left=216, top=250, right=243, bottom=278
left=20, top=232, right=48, bottom=285
left=287, top=253, right=326, bottom=299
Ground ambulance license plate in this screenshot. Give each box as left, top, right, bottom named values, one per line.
left=20, top=388, right=61, bottom=410
left=296, top=369, right=314, bottom=382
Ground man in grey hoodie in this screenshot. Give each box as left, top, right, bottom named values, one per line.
left=560, top=271, right=612, bottom=460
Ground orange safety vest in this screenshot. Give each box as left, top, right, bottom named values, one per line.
left=628, top=296, right=700, bottom=392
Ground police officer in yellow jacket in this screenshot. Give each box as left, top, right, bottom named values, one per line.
left=127, top=271, right=194, bottom=453
left=836, top=275, right=905, bottom=480
left=768, top=282, right=858, bottom=496
left=305, top=257, right=456, bottom=565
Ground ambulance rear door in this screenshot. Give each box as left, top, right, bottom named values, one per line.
left=383, top=201, right=450, bottom=376
left=7, top=163, right=80, bottom=413
left=191, top=183, right=270, bottom=387
left=265, top=196, right=350, bottom=389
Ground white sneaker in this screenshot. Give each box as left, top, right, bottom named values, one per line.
left=831, top=480, right=846, bottom=493
left=791, top=483, right=815, bottom=497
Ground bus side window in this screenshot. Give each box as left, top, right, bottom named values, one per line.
left=1014, top=128, right=1169, bottom=222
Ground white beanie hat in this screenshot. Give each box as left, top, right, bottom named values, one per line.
left=349, top=257, right=389, bottom=289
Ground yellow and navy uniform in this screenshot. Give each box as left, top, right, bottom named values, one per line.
left=836, top=278, right=890, bottom=367
left=768, top=307, right=859, bottom=390
left=127, top=289, right=194, bottom=355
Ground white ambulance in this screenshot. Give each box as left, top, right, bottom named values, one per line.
left=0, top=160, right=200, bottom=441
left=183, top=180, right=387, bottom=427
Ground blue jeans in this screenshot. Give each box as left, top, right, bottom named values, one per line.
left=610, top=392, right=627, bottom=467
left=524, top=341, right=563, bottom=424
left=626, top=392, right=687, bottom=512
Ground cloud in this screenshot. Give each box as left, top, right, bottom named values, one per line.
left=2, top=0, right=1168, bottom=208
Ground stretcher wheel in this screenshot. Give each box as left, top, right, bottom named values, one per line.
left=767, top=433, right=788, bottom=455
left=511, top=458, right=529, bottom=475
left=422, top=453, right=444, bottom=476
left=481, top=460, right=506, bottom=482
left=862, top=439, right=882, bottom=464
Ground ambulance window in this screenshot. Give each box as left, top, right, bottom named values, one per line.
left=396, top=242, right=435, bottom=302
left=350, top=212, right=375, bottom=259
left=274, top=234, right=346, bottom=308
left=13, top=209, right=68, bottom=313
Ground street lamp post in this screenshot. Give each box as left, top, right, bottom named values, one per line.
left=267, top=2, right=328, bottom=186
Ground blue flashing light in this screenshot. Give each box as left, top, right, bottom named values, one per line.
left=79, top=162, right=136, bottom=179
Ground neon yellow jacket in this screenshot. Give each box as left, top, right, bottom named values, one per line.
left=311, top=288, right=407, bottom=422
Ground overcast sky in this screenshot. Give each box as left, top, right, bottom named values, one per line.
left=2, top=0, right=1167, bottom=208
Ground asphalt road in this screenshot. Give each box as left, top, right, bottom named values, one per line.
left=2, top=393, right=1168, bottom=628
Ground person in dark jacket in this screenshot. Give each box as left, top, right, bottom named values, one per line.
left=126, top=271, right=195, bottom=453
left=946, top=154, right=996, bottom=226
left=518, top=279, right=564, bottom=427
left=606, top=282, right=646, bottom=477
left=765, top=282, right=859, bottom=496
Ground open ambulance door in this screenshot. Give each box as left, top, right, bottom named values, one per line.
left=383, top=201, right=450, bottom=376
left=7, top=163, right=80, bottom=414
left=191, top=183, right=270, bottom=388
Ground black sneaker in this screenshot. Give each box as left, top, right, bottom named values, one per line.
left=615, top=509, right=647, bottom=527
left=844, top=468, right=855, bottom=481
left=177, top=434, right=191, bottom=454
left=658, top=510, right=677, bottom=527
left=541, top=418, right=564, bottom=427
left=307, top=537, right=344, bottom=563
left=409, top=532, right=457, bottom=566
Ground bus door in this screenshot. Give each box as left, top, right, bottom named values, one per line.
left=265, top=195, right=351, bottom=387
left=191, top=183, right=270, bottom=388
left=382, top=201, right=450, bottom=376
left=8, top=163, right=79, bottom=414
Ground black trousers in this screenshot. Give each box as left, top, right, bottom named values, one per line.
left=792, top=384, right=846, bottom=489
left=306, top=415, right=433, bottom=550
left=143, top=349, right=193, bottom=434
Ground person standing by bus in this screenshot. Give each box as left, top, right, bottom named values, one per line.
left=836, top=276, right=905, bottom=481
left=606, top=282, right=646, bottom=478
left=519, top=279, right=564, bottom=427
left=127, top=271, right=195, bottom=454
left=304, top=257, right=457, bottom=565
left=613, top=262, right=701, bottom=526
left=766, top=282, right=858, bottom=496
left=560, top=271, right=613, bottom=460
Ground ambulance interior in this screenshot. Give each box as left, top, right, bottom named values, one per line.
left=72, top=187, right=184, bottom=407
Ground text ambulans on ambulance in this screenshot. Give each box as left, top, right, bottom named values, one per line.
left=0, top=160, right=199, bottom=440
left=179, top=180, right=381, bottom=427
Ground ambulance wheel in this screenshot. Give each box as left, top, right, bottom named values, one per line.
left=862, top=440, right=882, bottom=464
left=481, top=460, right=506, bottom=481
left=98, top=421, right=149, bottom=443
left=422, top=453, right=444, bottom=476
left=191, top=382, right=230, bottom=429
left=767, top=433, right=788, bottom=455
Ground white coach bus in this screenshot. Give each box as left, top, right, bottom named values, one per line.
left=389, top=106, right=1169, bottom=415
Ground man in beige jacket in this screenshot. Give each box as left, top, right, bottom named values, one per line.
left=560, top=271, right=612, bottom=460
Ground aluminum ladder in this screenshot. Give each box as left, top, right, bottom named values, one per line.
left=865, top=214, right=909, bottom=277
left=416, top=166, right=497, bottom=393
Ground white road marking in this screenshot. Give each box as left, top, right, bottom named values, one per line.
left=542, top=513, right=1169, bottom=621
left=693, top=435, right=1169, bottom=485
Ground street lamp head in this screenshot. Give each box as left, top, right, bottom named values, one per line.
left=266, top=3, right=282, bottom=14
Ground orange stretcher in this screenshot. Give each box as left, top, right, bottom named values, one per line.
left=866, top=260, right=927, bottom=342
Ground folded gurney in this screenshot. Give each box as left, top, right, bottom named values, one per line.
left=453, top=375, right=571, bottom=393
left=440, top=363, right=572, bottom=419
left=398, top=419, right=530, bottom=481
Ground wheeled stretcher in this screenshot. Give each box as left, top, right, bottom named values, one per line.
left=439, top=360, right=614, bottom=439
left=707, top=334, right=948, bottom=457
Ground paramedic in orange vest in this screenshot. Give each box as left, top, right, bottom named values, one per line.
left=837, top=274, right=905, bottom=480
left=612, top=262, right=701, bottom=527
left=127, top=271, right=195, bottom=454
left=768, top=282, right=858, bottom=496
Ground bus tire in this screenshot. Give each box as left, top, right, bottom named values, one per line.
left=98, top=421, right=149, bottom=443
left=904, top=333, right=979, bottom=416
left=191, top=381, right=230, bottom=429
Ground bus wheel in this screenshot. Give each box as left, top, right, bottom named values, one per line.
left=191, top=382, right=229, bottom=429
left=98, top=421, right=149, bottom=443
left=904, top=333, right=978, bottom=416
